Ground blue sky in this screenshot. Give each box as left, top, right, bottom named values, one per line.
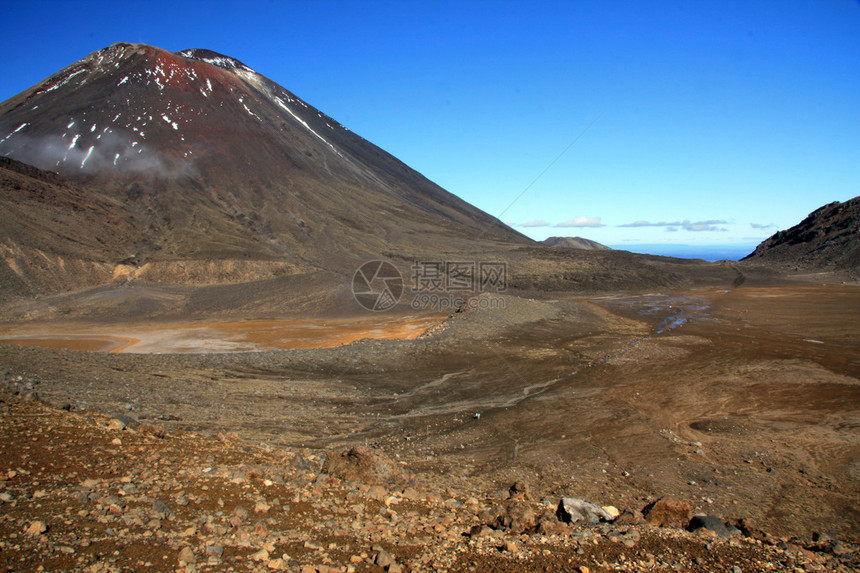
left=2, top=1, right=858, bottom=257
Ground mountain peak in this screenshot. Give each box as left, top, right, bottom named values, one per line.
left=0, top=42, right=528, bottom=286
left=176, top=49, right=255, bottom=73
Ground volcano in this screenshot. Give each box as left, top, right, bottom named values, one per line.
left=0, top=43, right=529, bottom=294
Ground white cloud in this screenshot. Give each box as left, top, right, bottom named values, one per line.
left=682, top=220, right=728, bottom=232
left=555, top=216, right=604, bottom=228
left=520, top=219, right=550, bottom=227
left=618, top=220, right=681, bottom=228
left=619, top=219, right=728, bottom=232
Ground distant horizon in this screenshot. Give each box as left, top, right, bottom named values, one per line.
left=606, top=242, right=757, bottom=262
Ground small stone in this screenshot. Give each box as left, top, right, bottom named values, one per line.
left=375, top=549, right=396, bottom=568
left=367, top=485, right=387, bottom=499
left=151, top=499, right=171, bottom=518
left=232, top=505, right=249, bottom=519
left=508, top=481, right=531, bottom=500
left=25, top=521, right=47, bottom=535
left=254, top=501, right=271, bottom=513
left=250, top=549, right=270, bottom=562
left=504, top=540, right=519, bottom=553
left=602, top=505, right=620, bottom=519
left=178, top=546, right=196, bottom=565
left=267, top=558, right=287, bottom=570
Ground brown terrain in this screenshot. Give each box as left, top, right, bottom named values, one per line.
left=541, top=237, right=611, bottom=251
left=1, top=43, right=859, bottom=572
left=0, top=273, right=858, bottom=572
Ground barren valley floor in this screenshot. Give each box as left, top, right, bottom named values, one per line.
left=1, top=281, right=858, bottom=571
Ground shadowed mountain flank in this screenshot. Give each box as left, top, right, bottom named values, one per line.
left=742, top=196, right=860, bottom=271
left=0, top=43, right=530, bottom=292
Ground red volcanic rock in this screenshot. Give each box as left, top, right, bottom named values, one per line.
left=643, top=497, right=692, bottom=528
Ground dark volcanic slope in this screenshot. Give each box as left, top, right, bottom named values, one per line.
left=0, top=43, right=530, bottom=289
left=742, top=196, right=860, bottom=271
left=542, top=236, right=610, bottom=251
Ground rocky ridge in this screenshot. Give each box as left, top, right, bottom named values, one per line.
left=742, top=196, right=860, bottom=272
left=541, top=237, right=611, bottom=251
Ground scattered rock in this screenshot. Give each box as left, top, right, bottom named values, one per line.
left=687, top=515, right=739, bottom=539
left=491, top=500, right=538, bottom=533
left=643, top=497, right=692, bottom=528
left=614, top=508, right=645, bottom=525
left=508, top=480, right=531, bottom=500
left=374, top=548, right=396, bottom=568
left=321, top=446, right=414, bottom=487
left=602, top=505, right=621, bottom=519
left=178, top=546, right=196, bottom=565
left=556, top=497, right=615, bottom=525
left=25, top=520, right=47, bottom=535
left=151, top=498, right=171, bottom=518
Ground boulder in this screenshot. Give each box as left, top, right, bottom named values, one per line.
left=321, top=446, right=414, bottom=487
left=556, top=498, right=615, bottom=525
left=493, top=500, right=538, bottom=534
left=643, top=497, right=692, bottom=528
left=687, top=515, right=739, bottom=539
left=508, top=480, right=532, bottom=500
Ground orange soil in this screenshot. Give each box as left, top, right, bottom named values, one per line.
left=0, top=314, right=443, bottom=354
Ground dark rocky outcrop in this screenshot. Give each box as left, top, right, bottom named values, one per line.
left=742, top=197, right=860, bottom=271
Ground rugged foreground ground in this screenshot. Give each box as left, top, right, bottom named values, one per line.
left=1, top=395, right=857, bottom=573
left=0, top=275, right=858, bottom=571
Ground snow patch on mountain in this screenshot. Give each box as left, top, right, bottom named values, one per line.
left=273, top=97, right=342, bottom=157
